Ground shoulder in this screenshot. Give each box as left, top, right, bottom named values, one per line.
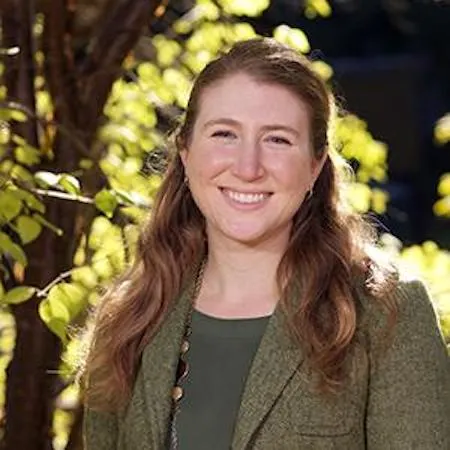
left=356, top=275, right=448, bottom=367
left=358, top=276, right=440, bottom=329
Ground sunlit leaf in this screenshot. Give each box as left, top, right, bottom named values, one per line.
left=10, top=164, right=33, bottom=181
left=14, top=146, right=41, bottom=166
left=371, top=188, right=389, bottom=215
left=0, top=232, right=28, bottom=266
left=434, top=113, right=450, bottom=145
left=0, top=190, right=22, bottom=221
left=0, top=121, right=10, bottom=144
left=71, top=266, right=98, bottom=290
left=94, top=189, right=118, bottom=218
left=437, top=173, right=450, bottom=197
left=153, top=35, right=183, bottom=67
left=58, top=174, right=81, bottom=195
left=91, top=256, right=114, bottom=280
left=16, top=215, right=42, bottom=244
left=15, top=188, right=45, bottom=213
left=35, top=170, right=60, bottom=187
left=0, top=106, right=27, bottom=122
left=433, top=197, right=450, bottom=217
left=2, top=286, right=36, bottom=305
left=305, top=0, right=332, bottom=18
left=44, top=282, right=88, bottom=330
left=88, top=217, right=112, bottom=250
left=311, top=60, right=333, bottom=81
left=346, top=182, right=371, bottom=213
left=36, top=90, right=53, bottom=117
left=39, top=300, right=68, bottom=344
left=217, top=0, right=270, bottom=17
left=273, top=25, right=310, bottom=54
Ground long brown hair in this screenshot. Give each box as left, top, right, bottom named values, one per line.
left=83, top=38, right=397, bottom=411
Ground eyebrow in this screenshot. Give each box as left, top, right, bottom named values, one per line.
left=202, top=118, right=300, bottom=137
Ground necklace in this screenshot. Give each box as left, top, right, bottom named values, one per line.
left=168, top=258, right=206, bottom=450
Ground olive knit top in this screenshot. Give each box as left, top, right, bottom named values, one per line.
left=176, top=309, right=270, bottom=450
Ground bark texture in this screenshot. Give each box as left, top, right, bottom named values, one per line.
left=0, top=0, right=163, bottom=448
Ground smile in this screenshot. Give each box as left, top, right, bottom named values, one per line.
left=222, top=188, right=271, bottom=204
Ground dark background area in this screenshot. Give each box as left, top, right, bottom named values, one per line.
left=251, top=0, right=450, bottom=246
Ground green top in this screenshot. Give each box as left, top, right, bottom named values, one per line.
left=176, top=310, right=270, bottom=450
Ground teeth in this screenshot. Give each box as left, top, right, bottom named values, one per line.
left=225, top=190, right=268, bottom=204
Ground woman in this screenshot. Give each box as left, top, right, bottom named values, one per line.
left=83, top=38, right=450, bottom=449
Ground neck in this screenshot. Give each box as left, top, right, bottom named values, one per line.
left=196, top=233, right=289, bottom=318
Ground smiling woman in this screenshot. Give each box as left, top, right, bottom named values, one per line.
left=180, top=73, right=323, bottom=253
left=82, top=38, right=450, bottom=450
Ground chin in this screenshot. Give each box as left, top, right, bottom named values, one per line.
left=221, top=228, right=281, bottom=248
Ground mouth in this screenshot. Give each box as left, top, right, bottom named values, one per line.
left=220, top=188, right=272, bottom=205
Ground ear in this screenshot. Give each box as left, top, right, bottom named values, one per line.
left=311, top=151, right=327, bottom=184
left=179, top=148, right=188, bottom=167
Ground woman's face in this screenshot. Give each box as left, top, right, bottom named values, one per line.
left=181, top=73, right=325, bottom=248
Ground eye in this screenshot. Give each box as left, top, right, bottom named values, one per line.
left=210, top=129, right=237, bottom=140
left=266, top=135, right=292, bottom=146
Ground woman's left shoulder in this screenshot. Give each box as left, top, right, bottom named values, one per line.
left=356, top=274, right=448, bottom=364
left=355, top=276, right=450, bottom=447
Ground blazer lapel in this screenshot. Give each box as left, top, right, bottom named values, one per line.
left=231, top=307, right=305, bottom=450
left=138, top=285, right=193, bottom=448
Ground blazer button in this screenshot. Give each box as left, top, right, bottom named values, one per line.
left=172, top=386, right=183, bottom=401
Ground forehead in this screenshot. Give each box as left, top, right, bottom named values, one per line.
left=194, top=73, right=311, bottom=128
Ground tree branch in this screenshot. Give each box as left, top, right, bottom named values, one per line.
left=1, top=0, right=39, bottom=148
left=77, top=0, right=163, bottom=133
left=41, top=0, right=80, bottom=135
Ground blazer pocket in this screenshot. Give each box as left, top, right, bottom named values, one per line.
left=280, top=372, right=365, bottom=437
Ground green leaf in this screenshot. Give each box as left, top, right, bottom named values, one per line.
left=0, top=190, right=22, bottom=222
left=47, top=282, right=87, bottom=321
left=71, top=266, right=98, bottom=289
left=58, top=174, right=81, bottom=195
left=15, top=189, right=45, bottom=213
left=39, top=300, right=68, bottom=344
left=305, top=0, right=332, bottom=18
left=94, top=189, right=118, bottom=218
left=311, top=60, right=333, bottom=81
left=0, top=121, right=10, bottom=144
left=273, top=25, right=310, bottom=53
left=0, top=281, right=4, bottom=301
left=434, top=114, right=450, bottom=145
left=0, top=106, right=27, bottom=122
left=88, top=216, right=113, bottom=250
left=16, top=215, right=42, bottom=244
left=437, top=173, right=450, bottom=197
left=92, top=256, right=114, bottom=280
left=35, top=171, right=60, bottom=187
left=2, top=286, right=36, bottom=304
left=218, top=0, right=270, bottom=17
left=32, top=213, right=63, bottom=235
left=0, top=231, right=28, bottom=266
left=14, top=146, right=41, bottom=166
left=10, top=164, right=33, bottom=181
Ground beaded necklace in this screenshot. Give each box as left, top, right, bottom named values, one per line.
left=168, top=259, right=206, bottom=450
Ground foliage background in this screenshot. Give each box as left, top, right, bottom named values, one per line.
left=0, top=0, right=449, bottom=449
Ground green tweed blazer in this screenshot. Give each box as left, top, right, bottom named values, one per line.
left=84, top=279, right=450, bottom=449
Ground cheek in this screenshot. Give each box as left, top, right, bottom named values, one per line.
left=186, top=148, right=230, bottom=181
left=273, top=155, right=314, bottom=189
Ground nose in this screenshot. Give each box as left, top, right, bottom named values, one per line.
left=231, top=140, right=265, bottom=181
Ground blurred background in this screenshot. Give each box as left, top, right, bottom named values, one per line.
left=0, top=1, right=449, bottom=449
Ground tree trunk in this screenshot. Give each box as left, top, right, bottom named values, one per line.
left=1, top=1, right=61, bottom=449
left=0, top=0, right=165, bottom=448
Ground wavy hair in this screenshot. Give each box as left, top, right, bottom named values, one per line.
left=82, top=38, right=397, bottom=411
